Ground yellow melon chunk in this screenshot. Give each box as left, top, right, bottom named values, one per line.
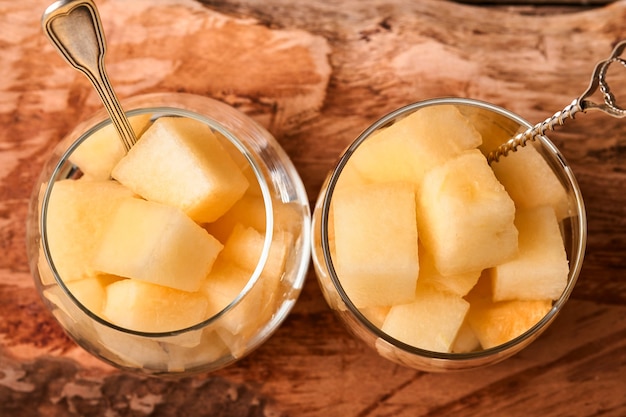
left=220, top=223, right=291, bottom=282
left=65, top=275, right=120, bottom=315
left=349, top=105, right=482, bottom=189
left=360, top=305, right=391, bottom=328
left=491, top=145, right=570, bottom=220
left=93, top=198, right=222, bottom=292
left=417, top=150, right=518, bottom=276
left=451, top=319, right=481, bottom=353
left=332, top=181, right=419, bottom=308
left=69, top=114, right=152, bottom=180
left=382, top=285, right=470, bottom=352
left=102, top=279, right=209, bottom=333
left=45, top=179, right=136, bottom=283
left=416, top=245, right=481, bottom=297
left=467, top=298, right=552, bottom=349
left=112, top=116, right=249, bottom=223
left=491, top=206, right=569, bottom=302
left=199, top=260, right=262, bottom=336
left=204, top=195, right=267, bottom=243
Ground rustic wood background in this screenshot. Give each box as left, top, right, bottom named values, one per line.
left=1, top=0, right=625, bottom=416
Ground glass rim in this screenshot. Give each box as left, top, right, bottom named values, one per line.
left=39, top=105, right=275, bottom=338
left=319, top=97, right=587, bottom=361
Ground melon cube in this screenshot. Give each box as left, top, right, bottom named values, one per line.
left=94, top=322, right=170, bottom=368
left=491, top=206, right=569, bottom=302
left=199, top=260, right=263, bottom=336
left=165, top=330, right=230, bottom=372
left=451, top=319, right=481, bottom=353
left=220, top=223, right=291, bottom=282
left=93, top=198, right=222, bottom=292
left=204, top=194, right=266, bottom=243
left=382, top=285, right=470, bottom=352
left=65, top=275, right=120, bottom=315
left=332, top=181, right=419, bottom=308
left=349, top=105, right=482, bottom=189
left=416, top=245, right=481, bottom=297
left=417, top=150, right=518, bottom=276
left=467, top=298, right=552, bottom=349
left=102, top=279, right=209, bottom=333
left=359, top=305, right=391, bottom=329
left=491, top=144, right=570, bottom=220
left=45, top=179, right=136, bottom=283
left=69, top=114, right=152, bottom=180
left=112, top=116, right=249, bottom=223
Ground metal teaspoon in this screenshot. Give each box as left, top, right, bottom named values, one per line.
left=488, top=40, right=626, bottom=164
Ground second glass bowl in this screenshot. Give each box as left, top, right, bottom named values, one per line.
left=312, top=97, right=586, bottom=372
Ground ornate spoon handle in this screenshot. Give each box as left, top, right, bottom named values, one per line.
left=42, top=0, right=137, bottom=152
left=488, top=40, right=626, bottom=164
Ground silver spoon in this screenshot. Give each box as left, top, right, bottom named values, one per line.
left=488, top=40, right=626, bottom=163
left=42, top=0, right=137, bottom=152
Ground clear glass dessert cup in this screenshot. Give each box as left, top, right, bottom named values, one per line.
left=26, top=92, right=311, bottom=376
left=311, top=97, right=587, bottom=372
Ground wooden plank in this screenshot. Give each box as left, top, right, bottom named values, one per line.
left=1, top=0, right=625, bottom=415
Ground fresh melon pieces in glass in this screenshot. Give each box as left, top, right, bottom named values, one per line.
left=112, top=116, right=249, bottom=223
left=348, top=104, right=482, bottom=189
left=417, top=149, right=519, bottom=276
left=69, top=114, right=152, bottom=180
left=416, top=245, right=481, bottom=297
left=102, top=279, right=209, bottom=334
left=491, top=206, right=569, bottom=302
left=65, top=275, right=120, bottom=314
left=467, top=296, right=552, bottom=350
left=93, top=198, right=223, bottom=292
left=382, top=285, right=470, bottom=353
left=491, top=144, right=570, bottom=220
left=332, top=181, right=419, bottom=308
left=45, top=178, right=136, bottom=283
left=200, top=222, right=291, bottom=348
left=324, top=102, right=574, bottom=355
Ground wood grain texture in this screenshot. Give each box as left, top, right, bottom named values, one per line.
left=1, top=0, right=625, bottom=416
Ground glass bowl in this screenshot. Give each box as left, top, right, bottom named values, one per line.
left=311, top=97, right=586, bottom=372
left=26, top=92, right=311, bottom=376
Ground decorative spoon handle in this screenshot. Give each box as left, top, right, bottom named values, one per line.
left=488, top=39, right=626, bottom=164
left=42, top=0, right=136, bottom=152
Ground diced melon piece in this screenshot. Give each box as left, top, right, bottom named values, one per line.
left=46, top=179, right=136, bottom=283
left=165, top=329, right=230, bottom=372
left=332, top=181, right=419, bottom=308
left=491, top=144, right=570, bottom=220
left=491, top=206, right=569, bottom=302
left=94, top=322, right=170, bottom=368
left=69, top=114, right=152, bottom=180
left=112, top=116, right=249, bottom=223
left=457, top=105, right=521, bottom=155
left=93, top=198, right=222, bottom=292
left=334, top=159, right=370, bottom=193
left=417, top=150, right=518, bottom=276
left=451, top=319, right=481, bottom=353
left=416, top=245, right=481, bottom=297
left=199, top=260, right=263, bottom=336
left=382, top=285, right=470, bottom=352
left=65, top=275, right=120, bottom=315
left=467, top=298, right=552, bottom=349
left=204, top=195, right=267, bottom=243
left=348, top=105, right=482, bottom=189
left=359, top=305, right=391, bottom=328
left=220, top=223, right=291, bottom=283
left=102, top=279, right=209, bottom=333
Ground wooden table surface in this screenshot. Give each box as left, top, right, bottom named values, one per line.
left=1, top=0, right=625, bottom=415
